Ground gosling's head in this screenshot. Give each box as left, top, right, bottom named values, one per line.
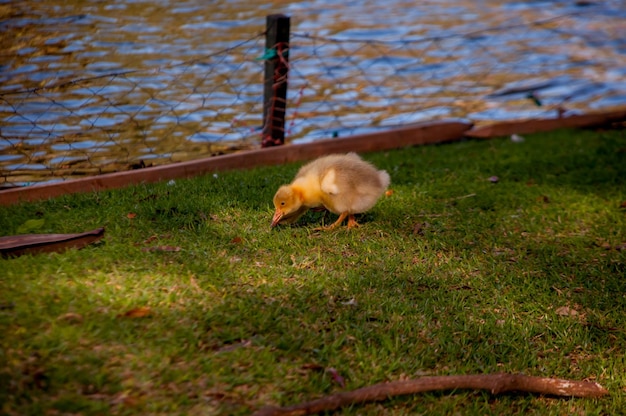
left=271, top=185, right=303, bottom=227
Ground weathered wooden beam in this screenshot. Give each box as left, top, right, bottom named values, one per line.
left=0, top=120, right=472, bottom=206
left=0, top=228, right=105, bottom=257
left=464, top=109, right=626, bottom=138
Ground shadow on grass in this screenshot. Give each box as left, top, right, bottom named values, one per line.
left=1, top=128, right=625, bottom=415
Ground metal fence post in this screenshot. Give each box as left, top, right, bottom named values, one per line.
left=261, top=14, right=290, bottom=147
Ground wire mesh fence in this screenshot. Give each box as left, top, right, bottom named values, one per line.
left=285, top=12, right=625, bottom=141
left=1, top=8, right=625, bottom=188
left=0, top=34, right=268, bottom=187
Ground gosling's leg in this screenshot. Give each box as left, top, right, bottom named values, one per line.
left=316, top=212, right=348, bottom=231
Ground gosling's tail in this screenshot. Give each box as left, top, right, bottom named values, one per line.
left=379, top=170, right=391, bottom=190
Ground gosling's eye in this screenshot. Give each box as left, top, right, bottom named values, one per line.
left=280, top=201, right=285, bottom=206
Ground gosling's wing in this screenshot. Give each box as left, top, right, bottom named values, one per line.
left=333, top=157, right=386, bottom=193
left=320, top=168, right=340, bottom=195
left=320, top=160, right=390, bottom=214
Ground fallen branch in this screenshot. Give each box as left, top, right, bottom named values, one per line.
left=252, top=373, right=608, bottom=416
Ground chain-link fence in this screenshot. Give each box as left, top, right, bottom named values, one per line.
left=285, top=12, right=625, bottom=141
left=0, top=34, right=267, bottom=187
left=1, top=9, right=625, bottom=188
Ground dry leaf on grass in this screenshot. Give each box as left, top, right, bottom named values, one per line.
left=142, top=234, right=158, bottom=244
left=555, top=306, right=578, bottom=317
left=117, top=307, right=152, bottom=318
left=57, top=312, right=83, bottom=324
left=597, top=241, right=626, bottom=251
left=215, top=339, right=253, bottom=353
left=110, top=392, right=141, bottom=407
left=301, top=363, right=324, bottom=371
left=141, top=245, right=181, bottom=252
left=300, top=364, right=345, bottom=387
left=412, top=222, right=428, bottom=236
left=326, top=367, right=346, bottom=388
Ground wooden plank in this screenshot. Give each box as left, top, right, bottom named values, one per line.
left=464, top=110, right=626, bottom=138
left=0, top=120, right=472, bottom=206
left=0, top=227, right=105, bottom=257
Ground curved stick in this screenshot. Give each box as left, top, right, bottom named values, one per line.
left=252, top=373, right=608, bottom=416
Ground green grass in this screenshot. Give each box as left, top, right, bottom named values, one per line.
left=1, top=128, right=625, bottom=415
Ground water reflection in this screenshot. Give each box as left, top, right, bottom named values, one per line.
left=0, top=0, right=625, bottom=186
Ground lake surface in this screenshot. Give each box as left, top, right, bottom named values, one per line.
left=1, top=0, right=625, bottom=186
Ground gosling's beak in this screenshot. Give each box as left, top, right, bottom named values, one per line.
left=271, top=209, right=284, bottom=228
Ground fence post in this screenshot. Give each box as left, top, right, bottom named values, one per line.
left=261, top=14, right=290, bottom=147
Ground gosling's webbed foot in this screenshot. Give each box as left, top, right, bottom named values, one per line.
left=346, top=215, right=360, bottom=229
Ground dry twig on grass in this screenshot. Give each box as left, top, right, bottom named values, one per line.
left=252, top=373, right=608, bottom=416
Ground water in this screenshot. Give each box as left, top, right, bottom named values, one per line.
left=1, top=0, right=625, bottom=187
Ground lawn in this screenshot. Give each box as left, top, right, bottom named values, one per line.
left=1, top=127, right=625, bottom=415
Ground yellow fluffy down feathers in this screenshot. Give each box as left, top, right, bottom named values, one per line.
left=271, top=153, right=390, bottom=230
